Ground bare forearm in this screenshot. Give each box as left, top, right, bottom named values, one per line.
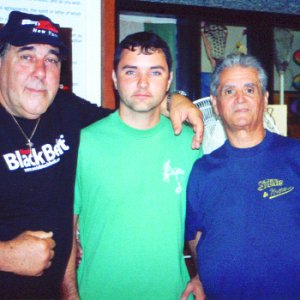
left=61, top=217, right=79, bottom=299
left=0, top=241, right=12, bottom=272
left=161, top=92, right=204, bottom=149
left=188, top=231, right=202, bottom=267
left=181, top=232, right=206, bottom=299
left=161, top=92, right=191, bottom=118
left=61, top=256, right=78, bottom=300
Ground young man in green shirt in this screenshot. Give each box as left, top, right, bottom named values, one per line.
left=63, top=31, right=202, bottom=300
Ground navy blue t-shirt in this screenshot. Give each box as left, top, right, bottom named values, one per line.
left=186, top=131, right=300, bottom=299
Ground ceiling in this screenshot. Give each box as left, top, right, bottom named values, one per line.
left=134, top=0, right=300, bottom=15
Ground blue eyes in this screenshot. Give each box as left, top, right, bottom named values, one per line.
left=125, top=70, right=134, bottom=75
left=124, top=70, right=162, bottom=77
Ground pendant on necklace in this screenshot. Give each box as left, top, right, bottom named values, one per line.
left=26, top=140, right=34, bottom=154
left=10, top=114, right=41, bottom=156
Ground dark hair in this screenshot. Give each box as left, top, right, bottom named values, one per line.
left=210, top=53, right=268, bottom=96
left=113, top=31, right=172, bottom=72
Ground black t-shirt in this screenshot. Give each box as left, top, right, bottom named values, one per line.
left=0, top=90, right=111, bottom=299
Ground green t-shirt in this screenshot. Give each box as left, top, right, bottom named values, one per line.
left=75, top=112, right=202, bottom=299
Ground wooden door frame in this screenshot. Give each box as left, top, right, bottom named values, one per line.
left=101, top=0, right=116, bottom=109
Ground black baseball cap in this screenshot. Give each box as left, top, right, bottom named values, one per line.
left=0, top=11, right=68, bottom=55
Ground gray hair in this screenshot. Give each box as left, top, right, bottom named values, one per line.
left=0, top=43, right=11, bottom=58
left=210, top=54, right=268, bottom=96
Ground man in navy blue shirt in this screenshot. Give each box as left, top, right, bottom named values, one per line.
left=182, top=54, right=300, bottom=299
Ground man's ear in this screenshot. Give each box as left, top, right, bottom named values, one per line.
left=210, top=95, right=219, bottom=115
left=166, top=71, right=173, bottom=91
left=263, top=91, right=269, bottom=111
left=112, top=70, right=118, bottom=90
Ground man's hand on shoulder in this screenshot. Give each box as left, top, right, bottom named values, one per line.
left=161, top=93, right=204, bottom=149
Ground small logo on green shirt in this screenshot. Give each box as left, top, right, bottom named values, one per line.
left=163, top=160, right=185, bottom=194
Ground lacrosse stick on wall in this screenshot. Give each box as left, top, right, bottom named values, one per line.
left=274, top=27, right=294, bottom=105
left=201, top=21, right=228, bottom=70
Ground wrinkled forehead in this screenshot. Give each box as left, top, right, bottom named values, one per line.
left=3, top=43, right=62, bottom=59
left=15, top=43, right=60, bottom=52
left=218, top=66, right=261, bottom=88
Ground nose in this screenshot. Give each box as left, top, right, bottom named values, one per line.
left=137, top=73, right=149, bottom=89
left=32, top=59, right=46, bottom=79
left=235, top=90, right=246, bottom=103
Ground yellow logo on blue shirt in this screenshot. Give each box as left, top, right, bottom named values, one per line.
left=258, top=179, right=294, bottom=199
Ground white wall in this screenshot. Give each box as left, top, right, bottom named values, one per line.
left=0, top=0, right=101, bottom=105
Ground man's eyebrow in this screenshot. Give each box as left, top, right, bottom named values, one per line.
left=150, top=65, right=166, bottom=71
left=121, top=65, right=137, bottom=70
left=17, top=46, right=60, bottom=57
left=220, top=84, right=235, bottom=90
left=121, top=65, right=166, bottom=70
left=49, top=49, right=61, bottom=57
left=17, top=45, right=35, bottom=52
left=244, top=82, right=257, bottom=87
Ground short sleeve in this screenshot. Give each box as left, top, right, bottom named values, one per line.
left=185, top=160, right=204, bottom=241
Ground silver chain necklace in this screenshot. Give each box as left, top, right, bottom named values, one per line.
left=10, top=114, right=41, bottom=154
